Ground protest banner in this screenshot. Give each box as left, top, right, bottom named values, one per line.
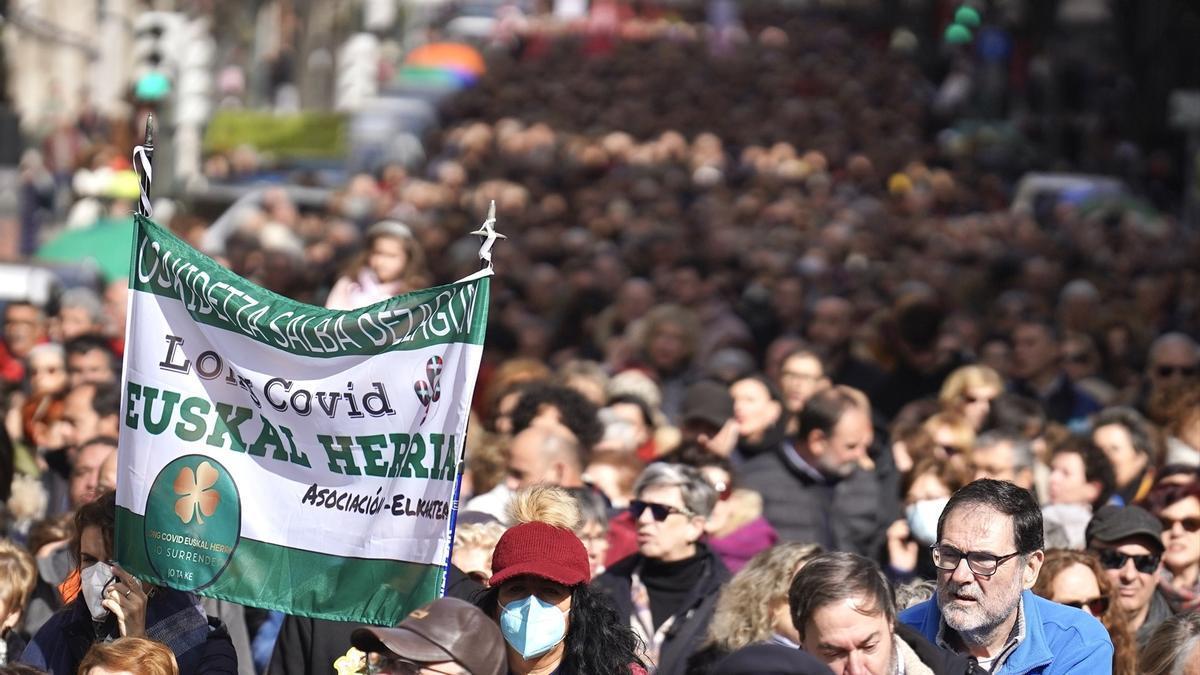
left=114, top=214, right=491, bottom=625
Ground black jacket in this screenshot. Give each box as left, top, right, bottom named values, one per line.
left=895, top=622, right=971, bottom=675
left=593, top=545, right=730, bottom=675
left=739, top=443, right=895, bottom=559
left=267, top=566, right=483, bottom=675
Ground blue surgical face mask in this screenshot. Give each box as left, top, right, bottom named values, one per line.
left=905, top=497, right=949, bottom=546
left=499, top=594, right=568, bottom=660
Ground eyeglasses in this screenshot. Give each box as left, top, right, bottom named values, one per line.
left=1060, top=596, right=1110, bottom=616
left=370, top=657, right=458, bottom=675
left=1159, top=516, right=1200, bottom=533
left=1096, top=549, right=1161, bottom=574
left=630, top=499, right=695, bottom=522
left=1155, top=365, right=1198, bottom=378
left=930, top=544, right=1022, bottom=577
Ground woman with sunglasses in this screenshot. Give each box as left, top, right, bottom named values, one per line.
left=1033, top=549, right=1137, bottom=675
left=594, top=463, right=729, bottom=675
left=477, top=485, right=644, bottom=675
left=1145, top=477, right=1200, bottom=613
left=938, top=364, right=1003, bottom=432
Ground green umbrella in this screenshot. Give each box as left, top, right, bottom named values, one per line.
left=36, top=216, right=135, bottom=282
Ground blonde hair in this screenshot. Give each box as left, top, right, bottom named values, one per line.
left=939, top=365, right=1003, bottom=405
left=454, top=521, right=507, bottom=551
left=704, top=543, right=823, bottom=652
left=0, top=538, right=36, bottom=617
left=922, top=410, right=976, bottom=456
left=507, top=485, right=581, bottom=530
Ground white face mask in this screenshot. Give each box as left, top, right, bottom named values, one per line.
left=905, top=497, right=950, bottom=546
left=80, top=562, right=114, bottom=621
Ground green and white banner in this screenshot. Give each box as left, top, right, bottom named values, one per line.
left=115, top=215, right=490, bottom=625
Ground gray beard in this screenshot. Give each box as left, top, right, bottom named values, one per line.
left=937, top=580, right=1023, bottom=650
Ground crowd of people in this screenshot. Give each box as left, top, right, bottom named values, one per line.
left=1, top=2, right=1199, bottom=674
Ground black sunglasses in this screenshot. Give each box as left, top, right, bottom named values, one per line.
left=1096, top=549, right=1160, bottom=574
left=630, top=499, right=694, bottom=522
left=1061, top=596, right=1110, bottom=616
left=1156, top=365, right=1198, bottom=378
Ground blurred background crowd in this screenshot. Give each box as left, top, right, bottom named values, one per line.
left=0, top=0, right=1199, bottom=674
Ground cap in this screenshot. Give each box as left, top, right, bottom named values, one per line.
left=1085, top=505, right=1164, bottom=552
left=714, top=644, right=834, bottom=675
left=489, top=521, right=590, bottom=588
left=682, top=380, right=733, bottom=428
left=351, top=597, right=505, bottom=675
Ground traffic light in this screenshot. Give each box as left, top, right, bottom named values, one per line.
left=175, top=18, right=215, bottom=127
left=133, top=11, right=185, bottom=101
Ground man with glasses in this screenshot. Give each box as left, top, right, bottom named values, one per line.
left=1085, top=504, right=1176, bottom=647
left=1143, top=332, right=1199, bottom=408
left=350, top=597, right=505, bottom=675
left=901, top=479, right=1111, bottom=673
left=595, top=463, right=729, bottom=675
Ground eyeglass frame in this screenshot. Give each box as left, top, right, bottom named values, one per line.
left=929, top=544, right=1024, bottom=577
left=629, top=499, right=696, bottom=522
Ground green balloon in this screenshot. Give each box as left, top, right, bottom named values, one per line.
left=955, top=6, right=982, bottom=27
left=135, top=72, right=172, bottom=101
left=945, top=24, right=973, bottom=44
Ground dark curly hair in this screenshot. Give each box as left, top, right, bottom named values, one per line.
left=511, top=383, right=603, bottom=449
left=477, top=583, right=644, bottom=675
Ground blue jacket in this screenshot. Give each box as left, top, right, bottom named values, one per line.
left=899, top=590, right=1113, bottom=675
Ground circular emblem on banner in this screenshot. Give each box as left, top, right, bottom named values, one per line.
left=144, top=455, right=241, bottom=591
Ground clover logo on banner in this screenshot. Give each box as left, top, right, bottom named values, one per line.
left=413, top=356, right=444, bottom=423
left=173, top=460, right=221, bottom=525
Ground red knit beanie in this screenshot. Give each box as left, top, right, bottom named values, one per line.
left=488, top=521, right=591, bottom=587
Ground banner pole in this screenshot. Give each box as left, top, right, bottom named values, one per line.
left=441, top=202, right=505, bottom=596
left=133, top=115, right=156, bottom=218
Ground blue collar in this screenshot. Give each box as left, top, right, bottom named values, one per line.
left=921, top=591, right=1054, bottom=674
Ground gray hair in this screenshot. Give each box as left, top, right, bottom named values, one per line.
left=975, top=430, right=1034, bottom=472
left=893, top=578, right=936, bottom=611
left=1140, top=612, right=1200, bottom=675
left=564, top=486, right=609, bottom=529
left=26, top=342, right=65, bottom=363
left=633, top=463, right=717, bottom=518
left=59, top=287, right=105, bottom=322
